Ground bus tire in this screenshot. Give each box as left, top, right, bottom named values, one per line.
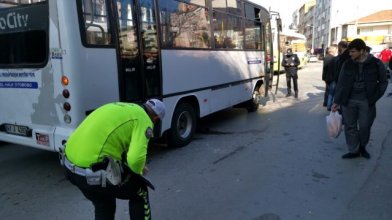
left=246, top=87, right=260, bottom=112
left=167, top=102, right=196, bottom=147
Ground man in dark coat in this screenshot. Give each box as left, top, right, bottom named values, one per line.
left=332, top=39, right=388, bottom=159
left=324, top=41, right=350, bottom=111
left=281, top=48, right=301, bottom=98
left=322, top=46, right=336, bottom=108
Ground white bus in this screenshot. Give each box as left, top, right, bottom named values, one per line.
left=0, top=0, right=272, bottom=151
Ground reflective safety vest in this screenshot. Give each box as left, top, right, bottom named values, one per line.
left=65, top=102, right=153, bottom=175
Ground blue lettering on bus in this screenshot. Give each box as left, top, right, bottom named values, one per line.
left=0, top=81, right=38, bottom=89
left=247, top=60, right=262, bottom=64
left=0, top=72, right=35, bottom=77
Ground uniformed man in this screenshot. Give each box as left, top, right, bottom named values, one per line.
left=62, top=99, right=165, bottom=220
left=282, top=48, right=301, bottom=98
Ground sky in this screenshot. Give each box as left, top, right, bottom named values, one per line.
left=249, top=0, right=309, bottom=27
left=249, top=0, right=392, bottom=29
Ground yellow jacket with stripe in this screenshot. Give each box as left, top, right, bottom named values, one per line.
left=65, top=102, right=153, bottom=175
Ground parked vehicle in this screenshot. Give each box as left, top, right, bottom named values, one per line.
left=308, top=55, right=319, bottom=63
left=0, top=0, right=273, bottom=150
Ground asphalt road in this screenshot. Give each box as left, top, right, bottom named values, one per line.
left=1, top=62, right=391, bottom=220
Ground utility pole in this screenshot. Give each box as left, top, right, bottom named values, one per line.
left=311, top=25, right=315, bottom=54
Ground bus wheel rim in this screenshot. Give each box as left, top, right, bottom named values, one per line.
left=176, top=111, right=192, bottom=138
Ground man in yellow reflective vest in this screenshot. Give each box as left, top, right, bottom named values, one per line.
left=63, top=99, right=165, bottom=220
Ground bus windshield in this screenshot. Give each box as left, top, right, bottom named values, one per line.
left=0, top=0, right=48, bottom=68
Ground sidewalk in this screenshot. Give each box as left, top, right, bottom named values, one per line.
left=342, top=129, right=392, bottom=220
left=342, top=85, right=392, bottom=220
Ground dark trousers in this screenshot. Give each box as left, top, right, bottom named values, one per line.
left=286, top=73, right=298, bottom=94
left=327, top=81, right=336, bottom=110
left=66, top=169, right=151, bottom=220
left=323, top=82, right=329, bottom=106
left=342, top=99, right=376, bottom=153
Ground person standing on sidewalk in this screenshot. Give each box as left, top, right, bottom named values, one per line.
left=327, top=41, right=350, bottom=111
left=332, top=38, right=388, bottom=159
left=282, top=48, right=301, bottom=98
left=322, top=46, right=337, bottom=108
left=378, top=44, right=392, bottom=70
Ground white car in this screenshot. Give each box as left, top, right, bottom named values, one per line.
left=308, top=55, right=318, bottom=63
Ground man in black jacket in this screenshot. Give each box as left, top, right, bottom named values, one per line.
left=282, top=48, right=301, bottom=98
left=325, top=41, right=350, bottom=111
left=332, top=38, right=388, bottom=159
left=322, top=46, right=336, bottom=108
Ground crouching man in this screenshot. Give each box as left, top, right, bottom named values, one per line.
left=61, top=99, right=165, bottom=220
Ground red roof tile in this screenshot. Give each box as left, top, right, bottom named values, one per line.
left=348, top=10, right=392, bottom=24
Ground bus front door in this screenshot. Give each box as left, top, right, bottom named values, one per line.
left=115, top=0, right=161, bottom=102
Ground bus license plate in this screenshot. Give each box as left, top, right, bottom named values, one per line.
left=3, top=124, right=32, bottom=137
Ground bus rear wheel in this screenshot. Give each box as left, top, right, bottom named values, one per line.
left=167, top=103, right=196, bottom=147
left=246, top=87, right=261, bottom=112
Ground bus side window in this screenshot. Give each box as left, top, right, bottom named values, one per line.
left=159, top=0, right=211, bottom=49
left=81, top=0, right=112, bottom=46
left=244, top=20, right=261, bottom=50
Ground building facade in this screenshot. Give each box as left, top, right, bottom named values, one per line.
left=313, top=0, right=331, bottom=50
left=296, top=0, right=392, bottom=54
left=297, top=0, right=316, bottom=52
left=344, top=10, right=392, bottom=51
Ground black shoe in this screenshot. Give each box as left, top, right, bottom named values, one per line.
left=294, top=93, right=298, bottom=98
left=286, top=93, right=291, bottom=97
left=342, top=152, right=360, bottom=159
left=359, top=146, right=371, bottom=159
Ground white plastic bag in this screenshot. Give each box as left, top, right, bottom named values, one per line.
left=326, top=111, right=342, bottom=138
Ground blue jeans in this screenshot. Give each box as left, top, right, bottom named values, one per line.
left=327, top=81, right=336, bottom=110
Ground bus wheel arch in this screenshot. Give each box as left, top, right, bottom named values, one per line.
left=246, top=79, right=264, bottom=112
left=166, top=96, right=199, bottom=148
